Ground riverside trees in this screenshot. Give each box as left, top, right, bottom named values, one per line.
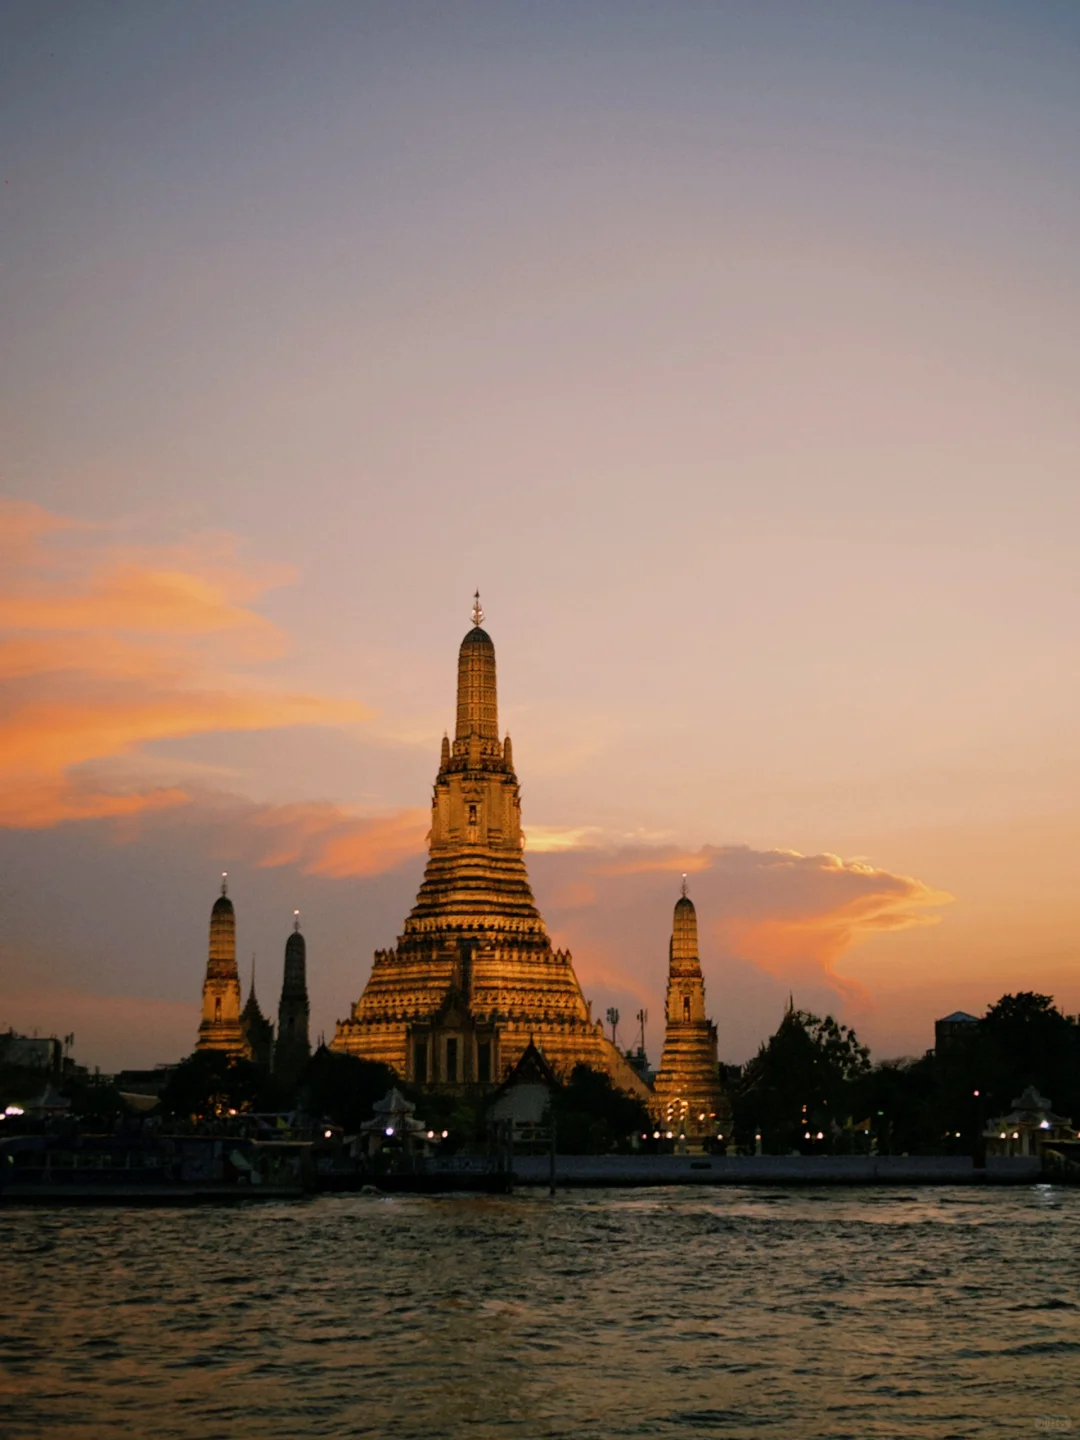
left=733, top=991, right=1080, bottom=1155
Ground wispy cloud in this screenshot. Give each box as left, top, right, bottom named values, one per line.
left=244, top=801, right=430, bottom=878
left=0, top=500, right=368, bottom=827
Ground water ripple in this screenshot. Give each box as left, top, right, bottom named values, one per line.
left=1, top=1186, right=1079, bottom=1437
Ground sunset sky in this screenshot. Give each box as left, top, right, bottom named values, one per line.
left=2, top=2, right=1078, bottom=1070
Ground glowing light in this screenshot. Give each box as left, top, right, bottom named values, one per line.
left=323, top=1129, right=332, bottom=1139
left=385, top=1126, right=395, bottom=1137
left=4, top=1105, right=23, bottom=1117
left=227, top=1108, right=237, bottom=1116
left=1012, top=1132, right=1020, bottom=1140
left=665, top=1131, right=673, bottom=1140
left=973, top=1089, right=980, bottom=1097
left=1040, top=1120, right=1051, bottom=1130
left=816, top=1132, right=824, bottom=1141
left=426, top=1131, right=435, bottom=1140
left=652, top=1131, right=660, bottom=1139
left=441, top=1130, right=448, bottom=1139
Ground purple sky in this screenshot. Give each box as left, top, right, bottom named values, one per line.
left=1, top=2, right=1078, bottom=1069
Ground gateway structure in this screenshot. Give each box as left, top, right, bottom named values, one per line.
left=333, top=598, right=649, bottom=1100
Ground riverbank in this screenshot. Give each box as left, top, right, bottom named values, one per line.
left=511, top=1153, right=1047, bottom=1186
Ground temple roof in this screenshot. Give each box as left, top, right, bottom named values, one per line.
left=461, top=625, right=493, bottom=647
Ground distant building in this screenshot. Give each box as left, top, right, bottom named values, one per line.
left=0, top=1032, right=62, bottom=1073
left=240, top=961, right=274, bottom=1070
left=651, top=882, right=726, bottom=1142
left=196, top=877, right=249, bottom=1060
left=934, top=1011, right=979, bottom=1056
left=488, top=1040, right=558, bottom=1130
left=985, top=1086, right=1075, bottom=1157
left=274, top=914, right=311, bottom=1085
left=114, top=1065, right=176, bottom=1098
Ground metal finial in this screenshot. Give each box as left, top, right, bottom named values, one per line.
left=250, top=952, right=257, bottom=997
left=221, top=871, right=228, bottom=896
left=293, top=908, right=300, bottom=932
left=681, top=873, right=688, bottom=899
left=471, top=590, right=484, bottom=627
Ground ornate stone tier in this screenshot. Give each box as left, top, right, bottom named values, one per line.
left=333, top=605, right=650, bottom=1103
left=651, top=889, right=725, bottom=1137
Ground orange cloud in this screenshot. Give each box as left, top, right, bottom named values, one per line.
left=0, top=500, right=368, bottom=827
left=533, top=842, right=951, bottom=1027
left=244, top=801, right=430, bottom=878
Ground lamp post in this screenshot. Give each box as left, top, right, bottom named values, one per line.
left=606, top=1007, right=620, bottom=1048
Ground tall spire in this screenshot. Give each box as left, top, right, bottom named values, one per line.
left=456, top=596, right=498, bottom=741
left=671, top=885, right=700, bottom=969
left=653, top=887, right=724, bottom=1139
left=198, top=874, right=247, bottom=1058
left=275, top=908, right=311, bottom=1084
left=471, top=589, right=484, bottom=627
left=221, top=871, right=228, bottom=896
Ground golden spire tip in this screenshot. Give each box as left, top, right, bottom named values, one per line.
left=471, top=589, right=484, bottom=627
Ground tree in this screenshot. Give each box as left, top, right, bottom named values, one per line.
left=733, top=1009, right=870, bottom=1154
left=551, top=1064, right=651, bottom=1154
left=295, top=1047, right=399, bottom=1133
left=852, top=1055, right=942, bottom=1155
left=976, top=993, right=1079, bottom=1118
left=159, top=1050, right=273, bottom=1120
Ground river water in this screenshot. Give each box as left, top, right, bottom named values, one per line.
left=3, top=1186, right=1078, bottom=1439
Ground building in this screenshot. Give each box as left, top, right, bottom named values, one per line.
left=488, top=1040, right=559, bottom=1130
left=274, top=912, right=311, bottom=1085
left=240, top=960, right=274, bottom=1069
left=196, top=876, right=249, bottom=1060
left=651, top=881, right=726, bottom=1141
left=0, top=1032, right=63, bottom=1074
left=332, top=597, right=650, bottom=1102
left=984, top=1086, right=1075, bottom=1157
left=934, top=1010, right=980, bottom=1057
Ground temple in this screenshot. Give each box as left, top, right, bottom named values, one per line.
left=196, top=876, right=248, bottom=1059
left=274, top=912, right=311, bottom=1084
left=651, top=880, right=726, bottom=1141
left=240, top=959, right=274, bottom=1069
left=333, top=597, right=650, bottom=1100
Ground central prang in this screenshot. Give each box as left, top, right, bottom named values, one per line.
left=332, top=599, right=651, bottom=1100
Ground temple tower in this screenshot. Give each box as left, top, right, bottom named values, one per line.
left=274, top=911, right=311, bottom=1085
left=240, top=957, right=274, bottom=1068
left=652, top=880, right=725, bottom=1141
left=333, top=596, right=650, bottom=1102
left=196, top=875, right=249, bottom=1059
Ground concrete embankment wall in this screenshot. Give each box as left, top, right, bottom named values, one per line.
left=511, top=1154, right=1043, bottom=1187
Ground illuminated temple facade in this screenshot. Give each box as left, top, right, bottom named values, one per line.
left=196, top=877, right=249, bottom=1060
left=333, top=599, right=650, bottom=1101
left=196, top=881, right=311, bottom=1072
left=651, top=884, right=727, bottom=1140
